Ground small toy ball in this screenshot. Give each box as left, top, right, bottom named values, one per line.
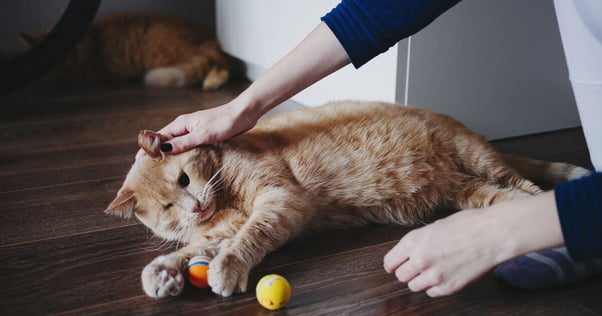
left=187, top=255, right=212, bottom=288
left=256, top=274, right=291, bottom=310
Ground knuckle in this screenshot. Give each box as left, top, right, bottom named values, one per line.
left=412, top=257, right=429, bottom=270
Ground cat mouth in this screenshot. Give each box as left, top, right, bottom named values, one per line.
left=192, top=200, right=215, bottom=221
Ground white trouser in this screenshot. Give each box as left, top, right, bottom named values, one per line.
left=554, top=0, right=602, bottom=171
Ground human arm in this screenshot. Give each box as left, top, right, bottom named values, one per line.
left=143, top=0, right=463, bottom=156
left=383, top=191, right=563, bottom=297
left=383, top=172, right=602, bottom=297
left=150, top=22, right=349, bottom=155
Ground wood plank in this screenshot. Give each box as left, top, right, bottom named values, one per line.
left=0, top=177, right=126, bottom=246
left=0, top=225, right=155, bottom=315
left=491, top=128, right=592, bottom=169
left=0, top=81, right=249, bottom=123
left=0, top=144, right=132, bottom=193
left=0, top=222, right=404, bottom=314
left=38, top=234, right=600, bottom=315
left=1, top=79, right=600, bottom=315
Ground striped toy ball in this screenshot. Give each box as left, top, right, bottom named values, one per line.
left=187, top=255, right=212, bottom=288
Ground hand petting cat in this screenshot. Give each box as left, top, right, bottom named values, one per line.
left=136, top=22, right=349, bottom=160
left=136, top=100, right=260, bottom=159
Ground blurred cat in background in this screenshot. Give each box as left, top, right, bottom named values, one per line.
left=22, top=13, right=230, bottom=90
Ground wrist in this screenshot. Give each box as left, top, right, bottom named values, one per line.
left=225, top=91, right=264, bottom=129
left=488, top=192, right=563, bottom=262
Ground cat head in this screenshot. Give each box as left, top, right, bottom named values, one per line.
left=105, top=132, right=222, bottom=241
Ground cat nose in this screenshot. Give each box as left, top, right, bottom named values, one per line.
left=192, top=201, right=203, bottom=213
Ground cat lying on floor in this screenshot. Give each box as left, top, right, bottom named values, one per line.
left=24, top=13, right=229, bottom=90
left=105, top=101, right=589, bottom=298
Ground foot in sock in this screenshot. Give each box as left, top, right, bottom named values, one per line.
left=494, top=246, right=602, bottom=290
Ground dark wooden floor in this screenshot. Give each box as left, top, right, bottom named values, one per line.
left=1, top=80, right=601, bottom=315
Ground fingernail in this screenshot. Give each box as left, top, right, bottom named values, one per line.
left=160, top=143, right=173, bottom=152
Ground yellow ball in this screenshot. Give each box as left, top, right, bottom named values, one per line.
left=256, top=274, right=291, bottom=310
left=187, top=255, right=212, bottom=288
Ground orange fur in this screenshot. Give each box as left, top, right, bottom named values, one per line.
left=106, top=101, right=590, bottom=298
left=52, top=13, right=229, bottom=90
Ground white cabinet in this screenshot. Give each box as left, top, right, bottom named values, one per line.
left=217, top=0, right=581, bottom=140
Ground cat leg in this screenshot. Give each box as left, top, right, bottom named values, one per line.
left=141, top=244, right=200, bottom=298
left=455, top=179, right=536, bottom=210
left=141, top=237, right=227, bottom=299
left=144, top=48, right=229, bottom=90
left=144, top=63, right=228, bottom=90
left=144, top=55, right=211, bottom=88
left=197, top=39, right=230, bottom=90
left=208, top=187, right=306, bottom=297
left=144, top=67, right=187, bottom=87
left=202, top=66, right=229, bottom=91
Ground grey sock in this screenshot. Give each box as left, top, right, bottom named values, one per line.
left=494, top=247, right=602, bottom=290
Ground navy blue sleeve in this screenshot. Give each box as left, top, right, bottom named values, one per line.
left=321, top=0, right=462, bottom=68
left=555, top=172, right=602, bottom=260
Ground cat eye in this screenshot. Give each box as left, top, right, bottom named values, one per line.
left=178, top=171, right=190, bottom=187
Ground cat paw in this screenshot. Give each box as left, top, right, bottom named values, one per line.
left=202, top=68, right=229, bottom=91
left=208, top=251, right=249, bottom=297
left=141, top=256, right=185, bottom=299
left=144, top=67, right=186, bottom=87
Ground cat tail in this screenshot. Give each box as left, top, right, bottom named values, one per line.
left=500, top=154, right=591, bottom=186
left=144, top=39, right=229, bottom=90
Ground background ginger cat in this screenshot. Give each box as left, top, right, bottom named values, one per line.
left=26, top=13, right=229, bottom=90
left=106, top=101, right=589, bottom=298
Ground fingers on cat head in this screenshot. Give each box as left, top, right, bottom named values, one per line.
left=138, top=130, right=167, bottom=161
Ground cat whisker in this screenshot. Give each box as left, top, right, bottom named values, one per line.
left=196, top=166, right=226, bottom=204
left=144, top=237, right=172, bottom=252
left=139, top=230, right=175, bottom=252
left=207, top=165, right=224, bottom=185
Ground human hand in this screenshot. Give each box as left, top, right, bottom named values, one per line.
left=136, top=101, right=259, bottom=159
left=383, top=192, right=563, bottom=297
left=383, top=208, right=511, bottom=297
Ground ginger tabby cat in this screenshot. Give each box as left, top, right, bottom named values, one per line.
left=105, top=101, right=589, bottom=298
left=36, top=13, right=229, bottom=90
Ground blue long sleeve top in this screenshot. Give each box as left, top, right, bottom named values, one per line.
left=321, top=0, right=461, bottom=68
left=555, top=172, right=602, bottom=260
left=322, top=0, right=602, bottom=260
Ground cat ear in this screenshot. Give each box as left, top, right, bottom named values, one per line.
left=105, top=188, right=137, bottom=219
left=138, top=130, right=165, bottom=161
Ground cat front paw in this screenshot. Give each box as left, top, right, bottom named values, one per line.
left=208, top=251, right=250, bottom=297
left=141, top=256, right=185, bottom=299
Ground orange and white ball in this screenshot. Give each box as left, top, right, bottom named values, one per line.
left=187, top=255, right=212, bottom=288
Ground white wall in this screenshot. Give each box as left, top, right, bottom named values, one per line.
left=217, top=0, right=399, bottom=107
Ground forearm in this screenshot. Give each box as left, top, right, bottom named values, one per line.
left=489, top=192, right=564, bottom=263
left=232, top=22, right=349, bottom=121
